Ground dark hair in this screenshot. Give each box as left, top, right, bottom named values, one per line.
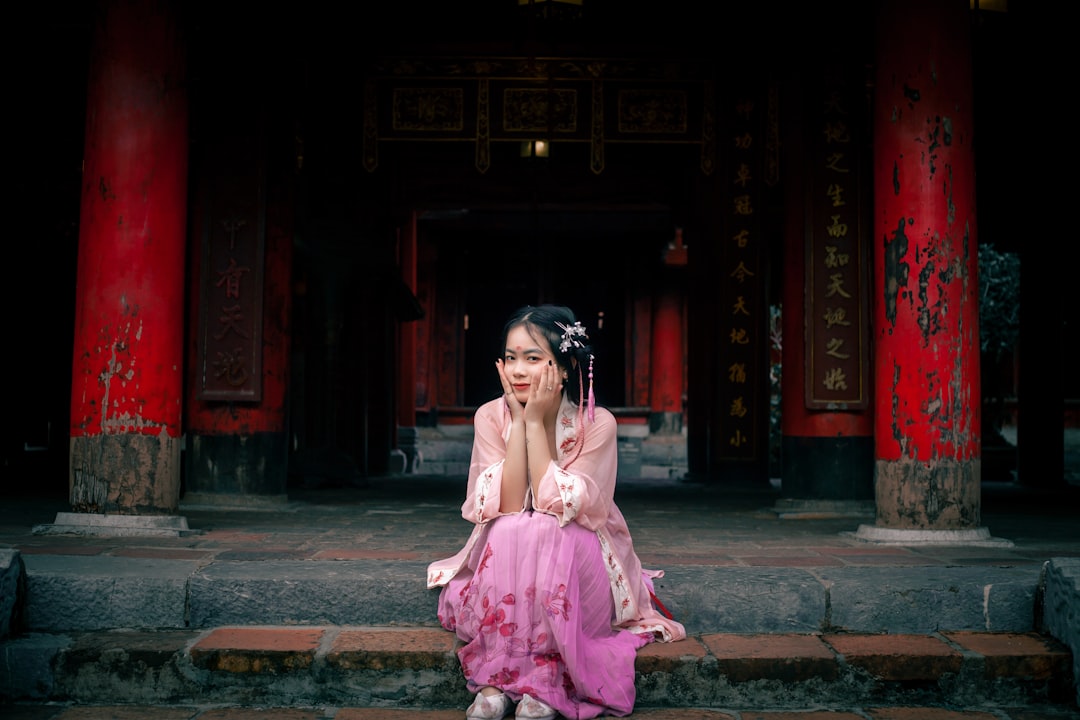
left=501, top=304, right=593, bottom=406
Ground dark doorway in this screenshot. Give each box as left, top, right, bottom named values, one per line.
left=422, top=206, right=670, bottom=411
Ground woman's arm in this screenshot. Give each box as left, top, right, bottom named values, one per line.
left=524, top=361, right=563, bottom=503
left=494, top=359, right=529, bottom=511
left=461, top=400, right=520, bottom=522
left=525, top=416, right=556, bottom=501
left=500, top=417, right=528, bottom=511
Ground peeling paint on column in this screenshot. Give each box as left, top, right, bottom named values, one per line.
left=872, top=0, right=980, bottom=532
left=916, top=255, right=938, bottom=340
left=882, top=217, right=910, bottom=327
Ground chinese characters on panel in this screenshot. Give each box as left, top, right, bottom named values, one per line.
left=720, top=92, right=762, bottom=459
left=805, top=67, right=868, bottom=410
left=197, top=211, right=265, bottom=402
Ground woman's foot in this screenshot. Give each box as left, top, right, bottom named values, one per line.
left=466, top=688, right=511, bottom=720
left=515, top=693, right=557, bottom=720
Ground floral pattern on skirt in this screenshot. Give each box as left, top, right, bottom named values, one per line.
left=437, top=510, right=653, bottom=719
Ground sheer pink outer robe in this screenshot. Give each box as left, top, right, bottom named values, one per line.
left=427, top=395, right=686, bottom=642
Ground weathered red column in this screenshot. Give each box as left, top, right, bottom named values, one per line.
left=859, top=0, right=1001, bottom=544
left=649, top=229, right=687, bottom=435
left=66, top=0, right=188, bottom=519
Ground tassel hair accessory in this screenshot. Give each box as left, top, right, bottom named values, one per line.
left=587, top=354, right=595, bottom=423
left=556, top=320, right=596, bottom=424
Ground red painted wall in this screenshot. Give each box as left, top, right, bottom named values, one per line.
left=185, top=137, right=294, bottom=437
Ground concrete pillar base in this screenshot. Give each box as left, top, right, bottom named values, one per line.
left=852, top=524, right=1014, bottom=547
left=32, top=512, right=199, bottom=538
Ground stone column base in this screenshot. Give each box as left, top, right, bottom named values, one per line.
left=853, top=524, right=1014, bottom=547
left=32, top=512, right=199, bottom=538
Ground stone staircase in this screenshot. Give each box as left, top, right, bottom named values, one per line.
left=1, top=548, right=1078, bottom=713
left=2, top=467, right=1079, bottom=715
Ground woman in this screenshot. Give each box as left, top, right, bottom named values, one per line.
left=427, top=304, right=686, bottom=720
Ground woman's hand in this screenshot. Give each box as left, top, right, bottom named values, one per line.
left=496, top=360, right=525, bottom=423
left=524, top=361, right=563, bottom=427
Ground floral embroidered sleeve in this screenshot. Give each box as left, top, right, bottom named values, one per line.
left=460, top=399, right=524, bottom=524
left=531, top=407, right=618, bottom=530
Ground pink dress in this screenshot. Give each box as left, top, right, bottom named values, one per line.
left=427, top=396, right=686, bottom=718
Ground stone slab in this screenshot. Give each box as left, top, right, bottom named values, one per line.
left=818, top=565, right=1039, bottom=633
left=0, top=550, right=25, bottom=639
left=658, top=566, right=828, bottom=634
left=187, top=560, right=437, bottom=628
left=0, top=632, right=71, bottom=700
left=20, top=555, right=201, bottom=631
left=1041, top=556, right=1080, bottom=707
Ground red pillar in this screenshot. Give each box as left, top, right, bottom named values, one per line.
left=69, top=0, right=187, bottom=515
left=867, top=0, right=982, bottom=533
left=650, top=229, right=686, bottom=434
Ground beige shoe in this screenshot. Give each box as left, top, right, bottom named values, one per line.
left=466, top=689, right=511, bottom=720
left=515, top=693, right=557, bottom=720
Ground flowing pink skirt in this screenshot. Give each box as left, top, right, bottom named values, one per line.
left=437, top=510, right=653, bottom=719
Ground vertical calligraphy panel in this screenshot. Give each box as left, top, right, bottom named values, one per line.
left=716, top=83, right=766, bottom=461
left=804, top=63, right=869, bottom=409
left=195, top=132, right=266, bottom=402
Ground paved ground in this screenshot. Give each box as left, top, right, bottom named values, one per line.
left=4, top=474, right=1079, bottom=572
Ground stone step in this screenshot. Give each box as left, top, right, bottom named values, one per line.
left=9, top=554, right=1057, bottom=635
left=1, top=627, right=1074, bottom=712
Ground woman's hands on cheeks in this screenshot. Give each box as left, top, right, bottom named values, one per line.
left=496, top=359, right=562, bottom=428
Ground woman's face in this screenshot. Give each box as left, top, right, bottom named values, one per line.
left=502, top=324, right=559, bottom=404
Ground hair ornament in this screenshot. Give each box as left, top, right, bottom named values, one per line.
left=556, top=321, right=588, bottom=353
left=587, top=354, right=595, bottom=423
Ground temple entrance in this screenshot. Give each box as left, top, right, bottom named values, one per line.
left=416, top=206, right=673, bottom=414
